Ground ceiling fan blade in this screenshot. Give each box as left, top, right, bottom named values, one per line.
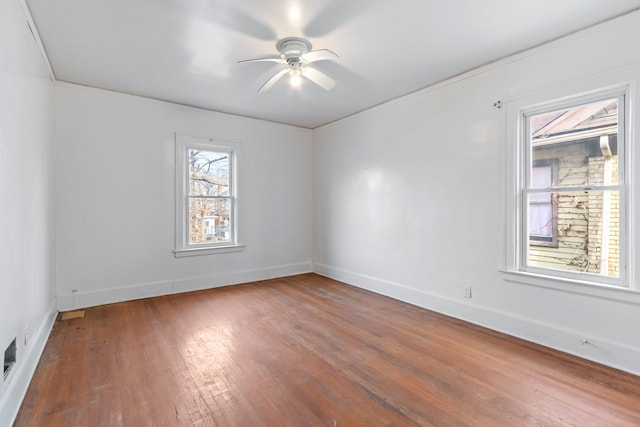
left=301, top=49, right=338, bottom=63
left=304, top=0, right=374, bottom=37
left=218, top=8, right=276, bottom=41
left=237, top=56, right=285, bottom=64
left=258, top=69, right=289, bottom=93
left=301, top=67, right=336, bottom=91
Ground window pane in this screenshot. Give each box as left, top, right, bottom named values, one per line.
left=189, top=149, right=230, bottom=196
left=188, top=197, right=231, bottom=245
left=527, top=190, right=620, bottom=278
left=530, top=98, right=618, bottom=187
left=529, top=199, right=553, bottom=238
left=531, top=166, right=551, bottom=189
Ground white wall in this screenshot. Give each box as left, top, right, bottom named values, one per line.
left=0, top=0, right=57, bottom=424
left=313, top=12, right=640, bottom=375
left=55, top=83, right=312, bottom=309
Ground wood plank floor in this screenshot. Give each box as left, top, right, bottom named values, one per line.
left=15, top=273, right=640, bottom=426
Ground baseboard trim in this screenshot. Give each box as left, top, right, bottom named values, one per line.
left=172, top=262, right=313, bottom=294
left=58, top=280, right=174, bottom=311
left=0, top=303, right=57, bottom=427
left=57, top=262, right=313, bottom=311
left=312, top=262, right=640, bottom=376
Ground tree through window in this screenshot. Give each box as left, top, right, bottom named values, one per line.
left=188, top=149, right=231, bottom=244
left=175, top=134, right=241, bottom=256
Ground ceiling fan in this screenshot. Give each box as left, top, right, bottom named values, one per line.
left=238, top=37, right=338, bottom=93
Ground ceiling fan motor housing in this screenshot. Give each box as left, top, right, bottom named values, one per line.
left=276, top=37, right=312, bottom=61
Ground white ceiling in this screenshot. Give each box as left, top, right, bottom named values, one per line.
left=26, top=0, right=640, bottom=129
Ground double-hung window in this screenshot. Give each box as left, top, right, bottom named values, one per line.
left=174, top=134, right=242, bottom=257
left=510, top=85, right=631, bottom=288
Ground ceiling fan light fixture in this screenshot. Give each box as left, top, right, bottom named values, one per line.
left=289, top=68, right=302, bottom=87
left=288, top=59, right=303, bottom=88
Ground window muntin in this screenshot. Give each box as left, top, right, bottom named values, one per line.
left=175, top=134, right=240, bottom=255
left=522, top=94, right=625, bottom=284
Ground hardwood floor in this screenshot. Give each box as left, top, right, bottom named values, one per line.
left=15, top=274, right=640, bottom=426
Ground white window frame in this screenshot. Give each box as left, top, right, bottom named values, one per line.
left=503, top=71, right=639, bottom=301
left=174, top=133, right=243, bottom=257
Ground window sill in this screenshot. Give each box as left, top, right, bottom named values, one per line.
left=173, top=244, right=245, bottom=258
left=500, top=270, right=640, bottom=305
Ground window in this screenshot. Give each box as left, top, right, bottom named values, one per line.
left=510, top=87, right=629, bottom=287
left=175, top=134, right=242, bottom=257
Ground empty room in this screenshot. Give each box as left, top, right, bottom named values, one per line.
left=2, top=0, right=640, bottom=425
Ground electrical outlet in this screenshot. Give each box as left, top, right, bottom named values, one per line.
left=464, top=286, right=472, bottom=298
